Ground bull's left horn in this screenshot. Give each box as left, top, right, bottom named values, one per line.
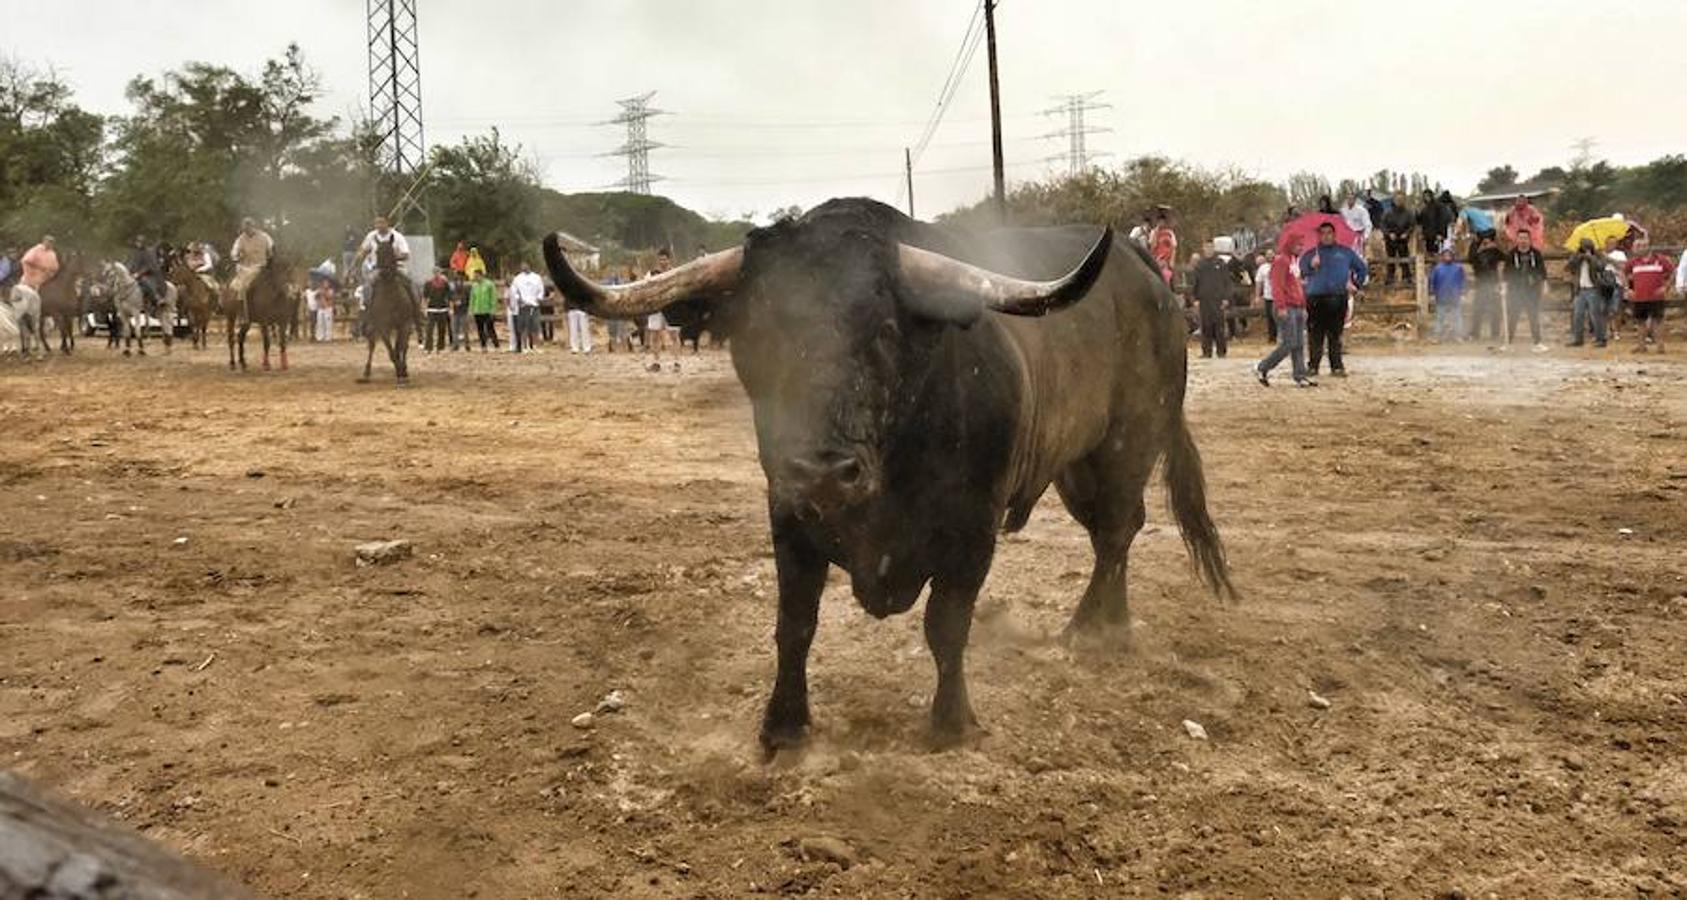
left=543, top=233, right=743, bottom=318
left=897, top=226, right=1113, bottom=321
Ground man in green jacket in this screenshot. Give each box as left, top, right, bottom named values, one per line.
left=468, top=270, right=499, bottom=351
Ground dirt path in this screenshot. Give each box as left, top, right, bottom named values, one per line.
left=2, top=337, right=1683, bottom=898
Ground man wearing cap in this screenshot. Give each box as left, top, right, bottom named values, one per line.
left=228, top=218, right=274, bottom=306
left=1299, top=221, right=1368, bottom=377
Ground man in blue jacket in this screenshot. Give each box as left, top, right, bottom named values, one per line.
left=1299, top=222, right=1369, bottom=377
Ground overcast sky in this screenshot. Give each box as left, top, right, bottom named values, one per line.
left=10, top=0, right=1687, bottom=224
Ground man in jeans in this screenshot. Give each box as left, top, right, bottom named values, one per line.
left=1299, top=222, right=1368, bottom=377
left=1255, top=234, right=1313, bottom=388
left=422, top=267, right=451, bottom=352
left=448, top=272, right=471, bottom=351
left=1566, top=238, right=1609, bottom=347
left=510, top=263, right=546, bottom=353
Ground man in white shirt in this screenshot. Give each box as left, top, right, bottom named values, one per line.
left=510, top=263, right=545, bottom=353
left=1253, top=248, right=1277, bottom=343
left=354, top=216, right=411, bottom=279
left=228, top=218, right=273, bottom=304
left=1340, top=194, right=1372, bottom=254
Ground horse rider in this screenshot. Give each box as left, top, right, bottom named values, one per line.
left=352, top=216, right=418, bottom=305
left=20, top=235, right=59, bottom=293
left=129, top=236, right=166, bottom=313
left=188, top=240, right=220, bottom=291
left=228, top=218, right=274, bottom=306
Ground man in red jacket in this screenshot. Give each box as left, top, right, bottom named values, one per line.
left=1625, top=239, right=1674, bottom=353
left=1254, top=234, right=1315, bottom=387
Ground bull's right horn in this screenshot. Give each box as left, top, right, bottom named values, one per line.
left=542, top=233, right=743, bottom=318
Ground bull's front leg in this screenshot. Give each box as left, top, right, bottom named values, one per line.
left=924, top=575, right=984, bottom=747
left=760, top=519, right=827, bottom=756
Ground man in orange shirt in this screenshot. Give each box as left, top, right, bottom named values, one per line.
left=20, top=235, right=59, bottom=289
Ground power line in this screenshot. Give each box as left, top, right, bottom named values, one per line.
left=1040, top=91, right=1111, bottom=177
left=600, top=91, right=665, bottom=194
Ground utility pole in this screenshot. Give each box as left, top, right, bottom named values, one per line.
left=904, top=147, right=916, bottom=218
left=600, top=92, right=666, bottom=194
left=1040, top=91, right=1111, bottom=178
left=366, top=0, right=427, bottom=228
left=984, top=0, right=1005, bottom=221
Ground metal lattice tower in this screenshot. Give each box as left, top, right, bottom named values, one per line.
left=367, top=0, right=426, bottom=222
left=600, top=92, right=666, bottom=194
left=1040, top=91, right=1112, bottom=177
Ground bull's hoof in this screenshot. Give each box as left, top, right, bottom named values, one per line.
left=122, top=349, right=131, bottom=357
left=928, top=717, right=986, bottom=751
left=758, top=719, right=809, bottom=761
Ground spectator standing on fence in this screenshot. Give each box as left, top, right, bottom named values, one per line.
left=1254, top=248, right=1278, bottom=343
left=1341, top=194, right=1372, bottom=253
left=1624, top=239, right=1673, bottom=353
left=1300, top=222, right=1368, bottom=377
left=1467, top=234, right=1505, bottom=342
left=1189, top=241, right=1234, bottom=359
left=1504, top=232, right=1547, bottom=350
left=1567, top=238, right=1610, bottom=347
left=1458, top=204, right=1497, bottom=246
left=1416, top=189, right=1450, bottom=254
left=422, top=267, right=451, bottom=352
left=1429, top=248, right=1466, bottom=342
left=468, top=269, right=498, bottom=351
left=1254, top=234, right=1313, bottom=388
left=1502, top=195, right=1545, bottom=249
left=448, top=241, right=469, bottom=277
left=464, top=247, right=487, bottom=281
left=1149, top=210, right=1178, bottom=284
left=1381, top=191, right=1416, bottom=286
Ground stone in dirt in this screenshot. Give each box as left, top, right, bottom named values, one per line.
left=596, top=690, right=626, bottom=714
left=355, top=540, right=413, bottom=567
left=797, top=836, right=857, bottom=869
left=570, top=712, right=595, bottom=729
left=1308, top=690, right=1333, bottom=709
left=1182, top=719, right=1209, bottom=741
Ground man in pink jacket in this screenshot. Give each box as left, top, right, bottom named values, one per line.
left=20, top=236, right=60, bottom=289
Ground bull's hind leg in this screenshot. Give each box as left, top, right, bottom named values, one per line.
left=1054, top=427, right=1162, bottom=646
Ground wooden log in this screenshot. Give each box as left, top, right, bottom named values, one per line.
left=0, top=771, right=260, bottom=899
left=1413, top=252, right=1429, bottom=340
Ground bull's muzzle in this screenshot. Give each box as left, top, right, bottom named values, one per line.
left=780, top=449, right=877, bottom=522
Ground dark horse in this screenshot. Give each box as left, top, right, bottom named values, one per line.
left=166, top=251, right=216, bottom=350
left=226, top=256, right=295, bottom=371
left=37, top=251, right=86, bottom=354
left=358, top=238, right=423, bottom=385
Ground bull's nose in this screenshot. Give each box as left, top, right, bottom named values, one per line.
left=781, top=450, right=875, bottom=518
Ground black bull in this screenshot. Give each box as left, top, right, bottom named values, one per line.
left=544, top=198, right=1233, bottom=752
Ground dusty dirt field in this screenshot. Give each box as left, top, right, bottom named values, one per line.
left=2, top=330, right=1684, bottom=899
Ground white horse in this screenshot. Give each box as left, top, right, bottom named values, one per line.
left=1, top=284, right=41, bottom=358
left=98, top=262, right=149, bottom=356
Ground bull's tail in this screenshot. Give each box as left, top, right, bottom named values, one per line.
left=1164, top=412, right=1236, bottom=600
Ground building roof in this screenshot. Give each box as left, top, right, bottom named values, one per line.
left=552, top=230, right=599, bottom=254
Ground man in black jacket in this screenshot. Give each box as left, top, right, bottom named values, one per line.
left=1467, top=234, right=1505, bottom=341
left=1416, top=189, right=1451, bottom=255
left=1504, top=232, right=1547, bottom=349
left=1381, top=192, right=1416, bottom=285
left=1189, top=241, right=1237, bottom=358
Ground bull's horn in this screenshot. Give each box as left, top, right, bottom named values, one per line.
left=897, top=226, right=1113, bottom=322
left=543, top=233, right=743, bottom=318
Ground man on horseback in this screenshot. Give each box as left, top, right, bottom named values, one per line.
left=228, top=218, right=274, bottom=308
left=353, top=215, right=420, bottom=306
left=128, top=236, right=166, bottom=316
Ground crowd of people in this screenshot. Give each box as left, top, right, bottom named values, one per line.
left=1127, top=191, right=1682, bottom=388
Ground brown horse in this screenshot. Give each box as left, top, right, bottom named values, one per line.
left=36, top=251, right=86, bottom=355
left=358, top=238, right=424, bottom=385
left=166, top=251, right=215, bottom=350
left=225, top=256, right=296, bottom=371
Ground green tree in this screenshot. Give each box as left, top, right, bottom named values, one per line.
left=426, top=129, right=541, bottom=274
left=0, top=58, right=105, bottom=246
left=1477, top=165, right=1518, bottom=194
left=1552, top=161, right=1620, bottom=221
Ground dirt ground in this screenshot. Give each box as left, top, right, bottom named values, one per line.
left=2, top=328, right=1683, bottom=899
